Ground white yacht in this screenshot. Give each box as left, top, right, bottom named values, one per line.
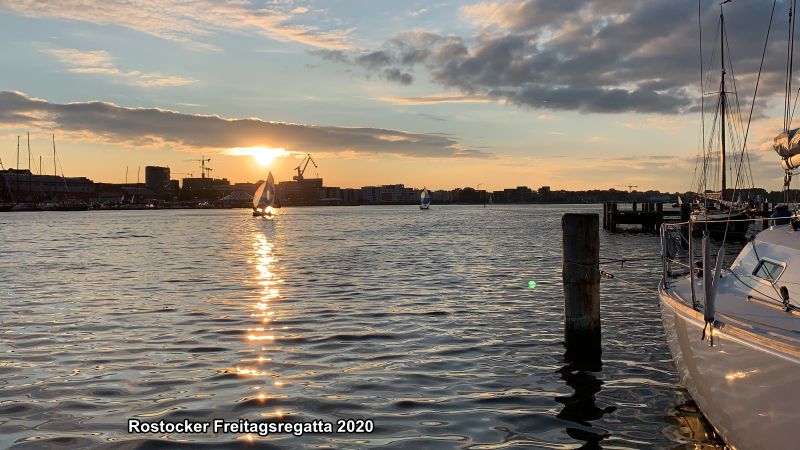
left=659, top=3, right=800, bottom=448
left=659, top=224, right=800, bottom=449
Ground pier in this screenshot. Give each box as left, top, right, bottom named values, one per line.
left=602, top=202, right=686, bottom=232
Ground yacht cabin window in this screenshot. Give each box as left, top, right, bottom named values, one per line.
left=752, top=260, right=784, bottom=283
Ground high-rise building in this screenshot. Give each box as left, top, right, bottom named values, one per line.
left=145, top=166, right=170, bottom=196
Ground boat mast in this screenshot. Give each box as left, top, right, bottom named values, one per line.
left=27, top=132, right=32, bottom=201
left=720, top=4, right=727, bottom=199
left=15, top=135, right=19, bottom=200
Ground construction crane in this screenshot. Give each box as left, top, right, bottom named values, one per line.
left=627, top=185, right=638, bottom=193
left=293, top=153, right=317, bottom=181
left=185, top=156, right=212, bottom=178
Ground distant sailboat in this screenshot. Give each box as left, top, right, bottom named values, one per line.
left=420, top=187, right=430, bottom=210
left=253, top=171, right=276, bottom=217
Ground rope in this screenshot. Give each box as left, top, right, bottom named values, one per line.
left=600, top=269, right=661, bottom=295
left=564, top=257, right=662, bottom=269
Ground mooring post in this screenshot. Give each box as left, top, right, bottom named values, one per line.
left=602, top=203, right=608, bottom=230
left=632, top=202, right=637, bottom=211
left=562, top=213, right=601, bottom=363
left=610, top=203, right=617, bottom=232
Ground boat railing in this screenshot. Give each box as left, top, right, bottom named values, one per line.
left=660, top=214, right=800, bottom=293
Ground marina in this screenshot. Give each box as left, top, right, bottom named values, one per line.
left=5, top=0, right=800, bottom=448
left=0, top=205, right=723, bottom=448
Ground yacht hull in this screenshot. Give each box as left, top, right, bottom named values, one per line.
left=691, top=212, right=751, bottom=240
left=659, top=288, right=800, bottom=449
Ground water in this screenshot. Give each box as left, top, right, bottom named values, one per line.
left=0, top=205, right=723, bottom=449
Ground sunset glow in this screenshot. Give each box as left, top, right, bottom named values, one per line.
left=225, top=147, right=289, bottom=166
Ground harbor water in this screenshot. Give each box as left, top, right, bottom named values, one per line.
left=0, top=205, right=723, bottom=449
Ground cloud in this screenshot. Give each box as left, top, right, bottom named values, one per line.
left=316, top=1, right=790, bottom=115
left=0, top=91, right=490, bottom=159
left=622, top=116, right=690, bottom=130
left=383, top=68, right=413, bottom=85
left=0, top=0, right=353, bottom=50
left=587, top=136, right=607, bottom=143
left=43, top=48, right=195, bottom=87
left=537, top=114, right=555, bottom=120
left=376, top=93, right=492, bottom=105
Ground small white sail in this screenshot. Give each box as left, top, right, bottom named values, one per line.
left=253, top=181, right=267, bottom=209
left=265, top=172, right=275, bottom=207
left=420, top=188, right=431, bottom=209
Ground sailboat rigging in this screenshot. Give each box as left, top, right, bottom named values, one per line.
left=690, top=2, right=755, bottom=240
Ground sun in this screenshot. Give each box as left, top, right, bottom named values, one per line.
left=226, top=146, right=289, bottom=166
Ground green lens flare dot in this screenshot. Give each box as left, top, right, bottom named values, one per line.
left=528, top=281, right=537, bottom=289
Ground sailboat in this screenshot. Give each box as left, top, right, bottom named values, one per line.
left=252, top=171, right=276, bottom=217
left=420, top=187, right=431, bottom=210
left=688, top=2, right=753, bottom=240
left=659, top=3, right=800, bottom=449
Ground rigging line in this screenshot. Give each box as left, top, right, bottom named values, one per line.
left=704, top=95, right=722, bottom=194
left=699, top=0, right=706, bottom=191
left=728, top=0, right=776, bottom=217
left=786, top=0, right=794, bottom=129
left=600, top=271, right=661, bottom=295
left=722, top=23, right=754, bottom=194
left=790, top=87, right=800, bottom=129
left=792, top=0, right=798, bottom=125
left=723, top=23, right=747, bottom=146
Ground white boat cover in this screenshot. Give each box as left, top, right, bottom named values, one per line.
left=773, top=128, right=800, bottom=157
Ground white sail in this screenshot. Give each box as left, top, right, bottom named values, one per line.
left=265, top=172, right=275, bottom=206
left=253, top=181, right=267, bottom=209
left=420, top=188, right=431, bottom=207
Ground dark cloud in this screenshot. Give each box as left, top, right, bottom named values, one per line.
left=383, top=68, right=413, bottom=85
left=0, top=91, right=490, bottom=158
left=316, top=0, right=791, bottom=114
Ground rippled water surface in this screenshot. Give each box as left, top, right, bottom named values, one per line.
left=1, top=205, right=723, bottom=449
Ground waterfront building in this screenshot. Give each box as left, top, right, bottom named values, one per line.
left=360, top=186, right=381, bottom=203
left=0, top=169, right=94, bottom=201
left=180, top=177, right=231, bottom=200
left=144, top=166, right=170, bottom=197
left=277, top=177, right=322, bottom=206
left=340, top=188, right=362, bottom=205
left=320, top=186, right=342, bottom=205
left=233, top=182, right=260, bottom=196
left=538, top=186, right=551, bottom=202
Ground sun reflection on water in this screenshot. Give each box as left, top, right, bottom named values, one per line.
left=234, top=232, right=287, bottom=418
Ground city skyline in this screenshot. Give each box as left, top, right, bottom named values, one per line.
left=0, top=1, right=795, bottom=191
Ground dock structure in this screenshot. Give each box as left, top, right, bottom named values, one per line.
left=602, top=202, right=682, bottom=232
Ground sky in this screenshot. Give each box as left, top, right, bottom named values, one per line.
left=0, top=0, right=796, bottom=191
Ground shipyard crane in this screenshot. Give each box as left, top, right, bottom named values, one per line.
left=293, top=153, right=317, bottom=181
left=185, top=156, right=212, bottom=178
left=616, top=184, right=638, bottom=193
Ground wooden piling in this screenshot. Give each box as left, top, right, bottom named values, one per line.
left=610, top=203, right=617, bottom=232
left=562, top=213, right=601, bottom=363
